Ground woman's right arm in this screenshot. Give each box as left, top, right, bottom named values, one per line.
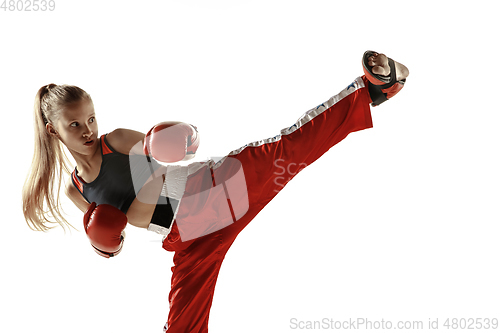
left=65, top=179, right=91, bottom=213
left=66, top=179, right=127, bottom=257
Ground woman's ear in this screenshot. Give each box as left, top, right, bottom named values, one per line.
left=46, top=123, right=60, bottom=139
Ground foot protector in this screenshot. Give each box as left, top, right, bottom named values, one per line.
left=362, top=50, right=406, bottom=106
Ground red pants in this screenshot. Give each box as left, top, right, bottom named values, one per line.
left=162, top=76, right=374, bottom=332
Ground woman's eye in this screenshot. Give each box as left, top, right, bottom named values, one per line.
left=89, top=117, right=95, bottom=123
left=70, top=122, right=79, bottom=127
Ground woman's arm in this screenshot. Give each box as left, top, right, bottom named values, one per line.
left=106, top=128, right=145, bottom=155
left=65, top=179, right=91, bottom=213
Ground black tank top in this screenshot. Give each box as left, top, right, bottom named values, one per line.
left=71, top=134, right=177, bottom=230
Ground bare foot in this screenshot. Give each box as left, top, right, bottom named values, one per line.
left=367, top=52, right=409, bottom=81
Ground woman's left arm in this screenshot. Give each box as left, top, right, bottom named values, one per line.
left=106, top=128, right=145, bottom=155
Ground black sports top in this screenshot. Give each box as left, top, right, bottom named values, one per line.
left=71, top=134, right=177, bottom=230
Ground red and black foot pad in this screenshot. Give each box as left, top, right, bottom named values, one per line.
left=362, top=50, right=406, bottom=106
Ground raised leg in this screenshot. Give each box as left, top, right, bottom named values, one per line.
left=162, top=75, right=376, bottom=332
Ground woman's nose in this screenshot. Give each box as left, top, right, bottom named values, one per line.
left=83, top=125, right=93, bottom=137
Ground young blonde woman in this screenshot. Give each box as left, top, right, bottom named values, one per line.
left=22, top=51, right=409, bottom=333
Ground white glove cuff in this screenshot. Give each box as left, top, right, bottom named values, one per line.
left=161, top=165, right=189, bottom=201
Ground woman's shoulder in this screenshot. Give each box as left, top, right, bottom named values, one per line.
left=106, top=128, right=145, bottom=155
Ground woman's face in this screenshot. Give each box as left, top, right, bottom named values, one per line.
left=48, top=99, right=99, bottom=156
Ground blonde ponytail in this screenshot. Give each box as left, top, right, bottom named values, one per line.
left=22, top=84, right=91, bottom=232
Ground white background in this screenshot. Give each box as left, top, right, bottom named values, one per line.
left=2, top=0, right=499, bottom=332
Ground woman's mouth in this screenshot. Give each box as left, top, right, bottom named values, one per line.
left=84, top=139, right=94, bottom=146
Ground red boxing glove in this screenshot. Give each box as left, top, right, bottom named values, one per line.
left=143, top=121, right=200, bottom=163
left=83, top=202, right=128, bottom=258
